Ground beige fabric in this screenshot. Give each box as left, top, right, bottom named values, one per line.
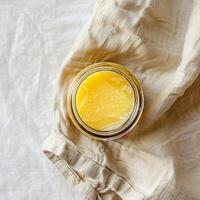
left=42, top=0, right=200, bottom=199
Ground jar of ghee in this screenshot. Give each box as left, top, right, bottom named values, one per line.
left=67, top=62, right=144, bottom=140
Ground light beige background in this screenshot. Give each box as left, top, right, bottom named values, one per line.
left=0, top=0, right=96, bottom=199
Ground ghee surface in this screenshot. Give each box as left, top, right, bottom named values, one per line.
left=75, top=71, right=134, bottom=131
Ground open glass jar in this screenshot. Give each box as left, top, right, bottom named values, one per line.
left=67, top=62, right=144, bottom=140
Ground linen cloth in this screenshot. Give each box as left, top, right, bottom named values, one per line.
left=42, top=0, right=200, bottom=199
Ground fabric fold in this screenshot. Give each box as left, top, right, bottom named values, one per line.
left=42, top=133, right=148, bottom=200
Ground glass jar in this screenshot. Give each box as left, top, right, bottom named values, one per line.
left=67, top=62, right=144, bottom=140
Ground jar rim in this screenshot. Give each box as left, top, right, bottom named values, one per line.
left=67, top=62, right=144, bottom=141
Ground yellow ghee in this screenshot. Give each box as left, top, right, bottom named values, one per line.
left=75, top=71, right=134, bottom=131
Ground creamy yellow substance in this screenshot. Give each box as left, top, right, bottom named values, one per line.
left=76, top=71, right=134, bottom=131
